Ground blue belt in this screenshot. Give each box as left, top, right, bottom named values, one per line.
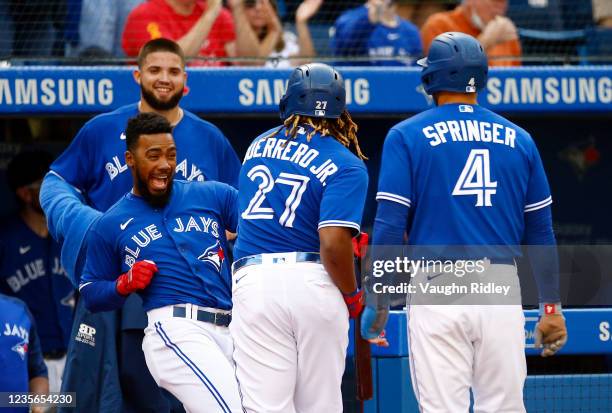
left=172, top=306, right=231, bottom=327
left=232, top=252, right=321, bottom=274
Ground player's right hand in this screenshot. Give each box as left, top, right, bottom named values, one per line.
left=534, top=313, right=568, bottom=357
left=343, top=288, right=365, bottom=319
left=116, top=260, right=158, bottom=296
left=361, top=306, right=389, bottom=347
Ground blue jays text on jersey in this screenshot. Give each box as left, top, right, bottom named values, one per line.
left=234, top=125, right=369, bottom=260
left=332, top=5, right=423, bottom=66
left=0, top=294, right=47, bottom=405
left=376, top=103, right=552, bottom=253
left=50, top=103, right=240, bottom=211
left=0, top=218, right=74, bottom=354
left=80, top=180, right=238, bottom=312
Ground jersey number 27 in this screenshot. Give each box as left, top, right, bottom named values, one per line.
left=452, top=149, right=497, bottom=207
left=242, top=165, right=310, bottom=227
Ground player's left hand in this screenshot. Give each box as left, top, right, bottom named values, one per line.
left=343, top=288, right=364, bottom=319
left=535, top=313, right=568, bottom=357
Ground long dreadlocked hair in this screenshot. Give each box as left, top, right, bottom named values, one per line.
left=263, top=110, right=367, bottom=160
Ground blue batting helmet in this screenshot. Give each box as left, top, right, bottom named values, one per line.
left=279, top=63, right=346, bottom=120
left=417, top=32, right=488, bottom=95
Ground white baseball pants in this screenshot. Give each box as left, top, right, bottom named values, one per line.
left=44, top=354, right=66, bottom=393
left=143, top=305, right=243, bottom=413
left=407, top=263, right=527, bottom=413
left=230, top=260, right=349, bottom=413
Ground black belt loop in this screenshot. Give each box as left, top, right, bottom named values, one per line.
left=172, top=306, right=231, bottom=327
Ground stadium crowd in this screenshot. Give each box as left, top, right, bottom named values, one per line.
left=0, top=0, right=609, bottom=65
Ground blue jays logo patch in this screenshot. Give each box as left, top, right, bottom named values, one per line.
left=198, top=241, right=225, bottom=272
left=12, top=339, right=28, bottom=360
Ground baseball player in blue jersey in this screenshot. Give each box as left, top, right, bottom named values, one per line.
left=232, top=63, right=370, bottom=413
left=79, top=112, right=242, bottom=413
left=0, top=150, right=74, bottom=394
left=361, top=32, right=568, bottom=412
left=40, top=38, right=240, bottom=412
left=0, top=293, right=48, bottom=413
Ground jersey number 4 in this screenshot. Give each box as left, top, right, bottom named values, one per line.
left=242, top=165, right=310, bottom=227
left=452, top=149, right=497, bottom=207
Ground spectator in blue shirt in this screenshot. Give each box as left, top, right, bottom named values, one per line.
left=77, top=0, right=143, bottom=57
left=331, top=0, right=422, bottom=66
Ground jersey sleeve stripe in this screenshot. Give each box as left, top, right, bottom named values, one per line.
left=376, top=192, right=412, bottom=207
left=524, top=196, right=553, bottom=212
left=78, top=281, right=93, bottom=291
left=318, top=220, right=361, bottom=231
left=524, top=197, right=553, bottom=212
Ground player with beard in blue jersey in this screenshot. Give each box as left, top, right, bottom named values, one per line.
left=80, top=112, right=242, bottom=413
left=40, top=38, right=240, bottom=413
left=232, top=63, right=380, bottom=413
left=361, top=32, right=568, bottom=412
left=1, top=150, right=74, bottom=394
left=331, top=0, right=422, bottom=66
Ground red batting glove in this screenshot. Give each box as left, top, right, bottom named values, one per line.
left=116, top=260, right=158, bottom=296
left=343, top=288, right=364, bottom=319
left=352, top=232, right=369, bottom=258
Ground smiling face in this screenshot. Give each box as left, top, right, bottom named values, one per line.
left=126, top=132, right=177, bottom=208
left=135, top=51, right=186, bottom=111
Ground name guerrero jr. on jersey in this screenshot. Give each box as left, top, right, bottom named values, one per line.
left=243, top=127, right=340, bottom=187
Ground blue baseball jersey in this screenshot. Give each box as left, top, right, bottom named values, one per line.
left=332, top=5, right=422, bottom=66
left=377, top=103, right=552, bottom=254
left=0, top=294, right=47, bottom=405
left=234, top=125, right=368, bottom=260
left=50, top=103, right=240, bottom=212
left=0, top=218, right=74, bottom=354
left=80, top=180, right=238, bottom=312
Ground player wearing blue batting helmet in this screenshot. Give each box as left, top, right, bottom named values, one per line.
left=232, top=61, right=369, bottom=412
left=417, top=32, right=488, bottom=95
left=279, top=62, right=346, bottom=120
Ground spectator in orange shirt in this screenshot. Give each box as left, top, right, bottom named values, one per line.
left=122, top=0, right=259, bottom=65
left=420, top=0, right=521, bottom=66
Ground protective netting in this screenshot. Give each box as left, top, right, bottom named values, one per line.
left=0, top=0, right=609, bottom=65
